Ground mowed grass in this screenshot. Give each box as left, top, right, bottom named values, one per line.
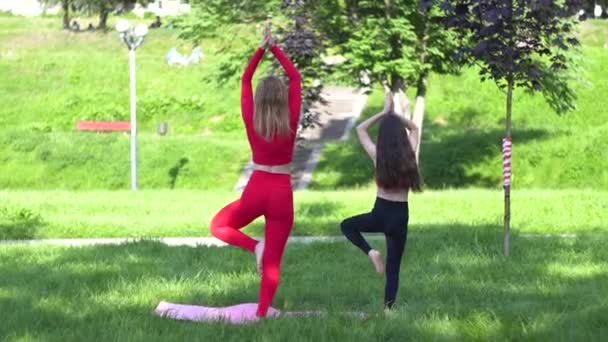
left=0, top=16, right=259, bottom=190
left=1, top=229, right=607, bottom=341
left=1, top=189, right=605, bottom=239
left=0, top=131, right=250, bottom=190
left=1, top=14, right=606, bottom=342
left=0, top=16, right=252, bottom=133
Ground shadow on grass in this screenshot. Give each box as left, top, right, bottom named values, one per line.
left=420, top=121, right=548, bottom=188
left=311, top=107, right=549, bottom=189
left=0, top=240, right=265, bottom=340
left=168, top=157, right=189, bottom=189
left=0, top=225, right=606, bottom=340
left=281, top=224, right=608, bottom=339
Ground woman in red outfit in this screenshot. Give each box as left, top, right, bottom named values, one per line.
left=209, top=25, right=301, bottom=318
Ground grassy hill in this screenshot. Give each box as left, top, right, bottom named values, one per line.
left=0, top=16, right=606, bottom=190
left=0, top=16, right=254, bottom=189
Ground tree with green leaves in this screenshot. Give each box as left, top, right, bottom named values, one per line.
left=581, top=0, right=608, bottom=18
left=175, top=0, right=327, bottom=133
left=40, top=0, right=72, bottom=29
left=91, top=0, right=152, bottom=30
left=185, top=0, right=281, bottom=24
left=274, top=0, right=329, bottom=131
left=309, top=0, right=459, bottom=157
left=442, top=0, right=584, bottom=256
left=42, top=0, right=152, bottom=30
left=95, top=0, right=114, bottom=29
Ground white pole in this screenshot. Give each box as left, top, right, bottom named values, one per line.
left=129, top=48, right=138, bottom=191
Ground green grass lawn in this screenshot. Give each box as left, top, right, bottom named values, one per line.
left=1, top=229, right=606, bottom=341
left=0, top=16, right=257, bottom=190
left=1, top=14, right=607, bottom=342
left=1, top=189, right=605, bottom=239
left=0, top=16, right=250, bottom=133
left=0, top=131, right=249, bottom=190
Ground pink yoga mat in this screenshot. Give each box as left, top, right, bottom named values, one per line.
left=155, top=301, right=368, bottom=324
left=155, top=301, right=278, bottom=324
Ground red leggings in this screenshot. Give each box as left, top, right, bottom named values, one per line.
left=210, top=171, right=293, bottom=317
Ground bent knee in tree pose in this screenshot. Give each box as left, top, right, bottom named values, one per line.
left=340, top=92, right=422, bottom=311
left=209, top=21, right=301, bottom=318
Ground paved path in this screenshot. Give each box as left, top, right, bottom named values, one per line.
left=235, top=86, right=368, bottom=191
left=0, top=233, right=577, bottom=248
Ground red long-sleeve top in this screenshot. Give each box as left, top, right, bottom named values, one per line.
left=241, top=45, right=301, bottom=166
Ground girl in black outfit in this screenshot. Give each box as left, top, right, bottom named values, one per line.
left=340, top=92, right=422, bottom=311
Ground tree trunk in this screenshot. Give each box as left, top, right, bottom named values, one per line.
left=504, top=78, right=513, bottom=257
left=384, top=0, right=391, bottom=17
left=396, top=90, right=412, bottom=119
left=412, top=72, right=427, bottom=160
left=503, top=0, right=515, bottom=257
left=98, top=7, right=110, bottom=30
left=389, top=76, right=412, bottom=119
left=62, top=0, right=70, bottom=30
left=411, top=18, right=429, bottom=160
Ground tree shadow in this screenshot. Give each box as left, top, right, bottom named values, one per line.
left=0, top=241, right=262, bottom=340
left=168, top=157, right=189, bottom=189
left=311, top=107, right=549, bottom=189
left=0, top=226, right=606, bottom=339
left=280, top=224, right=608, bottom=339
left=309, top=139, right=374, bottom=189
left=308, top=103, right=383, bottom=190
left=420, top=118, right=548, bottom=187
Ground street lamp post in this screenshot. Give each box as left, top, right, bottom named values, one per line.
left=116, top=20, right=148, bottom=191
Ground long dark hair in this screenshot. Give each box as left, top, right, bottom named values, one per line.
left=375, top=113, right=422, bottom=191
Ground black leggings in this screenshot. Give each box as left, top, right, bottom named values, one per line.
left=340, top=197, right=409, bottom=309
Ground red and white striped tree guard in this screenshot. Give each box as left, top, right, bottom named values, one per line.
left=502, top=137, right=512, bottom=187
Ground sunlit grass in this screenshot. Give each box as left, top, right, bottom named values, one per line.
left=1, top=230, right=606, bottom=341
left=1, top=189, right=606, bottom=239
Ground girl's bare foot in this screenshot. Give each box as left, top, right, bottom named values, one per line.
left=367, top=249, right=385, bottom=275
left=255, top=239, right=265, bottom=274
left=384, top=307, right=396, bottom=318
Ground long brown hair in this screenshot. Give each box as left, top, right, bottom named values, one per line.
left=254, top=76, right=291, bottom=141
left=375, top=113, right=422, bottom=191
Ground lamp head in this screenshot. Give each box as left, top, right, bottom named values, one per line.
left=134, top=24, right=149, bottom=38
left=115, top=19, right=131, bottom=34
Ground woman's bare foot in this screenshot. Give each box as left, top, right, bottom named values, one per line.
left=255, top=239, right=265, bottom=274
left=384, top=307, right=396, bottom=318
left=367, top=249, right=385, bottom=275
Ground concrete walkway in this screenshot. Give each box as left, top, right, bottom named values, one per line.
left=234, top=86, right=368, bottom=191
left=0, top=233, right=577, bottom=248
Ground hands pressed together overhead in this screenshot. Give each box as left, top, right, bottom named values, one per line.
left=260, top=20, right=276, bottom=49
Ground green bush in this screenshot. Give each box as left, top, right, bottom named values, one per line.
left=0, top=206, right=42, bottom=239
left=143, top=12, right=156, bottom=20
